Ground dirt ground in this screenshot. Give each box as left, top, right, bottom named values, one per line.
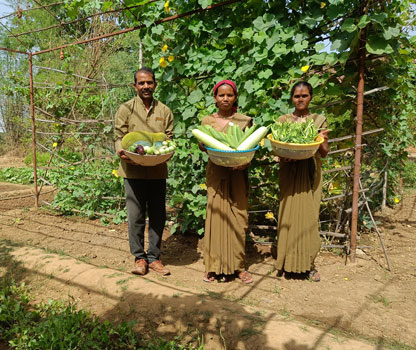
left=0, top=161, right=415, bottom=348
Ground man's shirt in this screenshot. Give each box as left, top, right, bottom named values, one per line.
left=114, top=95, right=174, bottom=179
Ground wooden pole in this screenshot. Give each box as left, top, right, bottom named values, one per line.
left=29, top=53, right=39, bottom=208
left=350, top=6, right=367, bottom=263
left=381, top=161, right=388, bottom=211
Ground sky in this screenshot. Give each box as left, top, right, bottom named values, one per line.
left=0, top=1, right=11, bottom=17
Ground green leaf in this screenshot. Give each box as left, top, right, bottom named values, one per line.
left=254, top=31, right=267, bottom=44
left=187, top=89, right=204, bottom=104
left=272, top=44, right=287, bottom=56
left=259, top=69, right=273, bottom=80
left=308, top=75, right=321, bottom=88
left=383, top=26, right=400, bottom=40
left=341, top=18, right=356, bottom=33
left=253, top=49, right=268, bottom=61
left=327, top=4, right=344, bottom=20
left=300, top=16, right=318, bottom=29
left=182, top=107, right=197, bottom=120
left=371, top=13, right=387, bottom=24
left=198, top=0, right=212, bottom=9
left=366, top=35, right=393, bottom=55
left=357, top=15, right=370, bottom=29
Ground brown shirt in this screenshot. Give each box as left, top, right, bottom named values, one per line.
left=114, top=96, right=174, bottom=179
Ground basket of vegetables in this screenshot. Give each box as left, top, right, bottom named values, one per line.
left=121, top=131, right=176, bottom=166
left=192, top=123, right=268, bottom=167
left=268, top=120, right=324, bottom=160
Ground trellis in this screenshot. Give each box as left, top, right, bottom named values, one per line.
left=0, top=0, right=391, bottom=270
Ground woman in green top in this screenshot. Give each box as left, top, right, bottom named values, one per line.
left=275, top=81, right=329, bottom=282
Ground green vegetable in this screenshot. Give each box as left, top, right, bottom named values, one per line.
left=237, top=126, right=269, bottom=150
left=271, top=119, right=318, bottom=144
left=191, top=129, right=233, bottom=150
left=196, top=124, right=262, bottom=150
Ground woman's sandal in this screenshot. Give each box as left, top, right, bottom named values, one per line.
left=238, top=271, right=253, bottom=284
left=308, top=270, right=321, bottom=282
left=203, top=272, right=216, bottom=283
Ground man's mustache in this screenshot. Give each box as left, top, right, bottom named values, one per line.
left=142, top=88, right=153, bottom=93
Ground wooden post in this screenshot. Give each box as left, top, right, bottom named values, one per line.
left=350, top=4, right=367, bottom=263
left=29, top=53, right=39, bottom=207
left=139, top=38, right=143, bottom=69
left=381, top=161, right=388, bottom=211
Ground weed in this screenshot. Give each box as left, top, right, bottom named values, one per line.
left=273, top=284, right=280, bottom=294
left=280, top=308, right=291, bottom=319
left=368, top=294, right=391, bottom=308
left=240, top=328, right=259, bottom=339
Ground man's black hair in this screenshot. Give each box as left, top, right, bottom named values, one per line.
left=134, top=67, right=156, bottom=84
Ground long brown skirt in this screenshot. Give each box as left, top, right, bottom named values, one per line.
left=275, top=157, right=322, bottom=273
left=204, top=161, right=248, bottom=275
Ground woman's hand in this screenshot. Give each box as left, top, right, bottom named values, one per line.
left=233, top=162, right=250, bottom=170
left=117, top=149, right=137, bottom=165
left=279, top=157, right=297, bottom=163
left=318, top=129, right=330, bottom=158
left=198, top=142, right=207, bottom=153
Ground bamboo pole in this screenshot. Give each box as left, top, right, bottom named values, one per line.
left=350, top=7, right=367, bottom=263
left=29, top=53, right=39, bottom=208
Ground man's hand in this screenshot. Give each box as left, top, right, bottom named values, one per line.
left=117, top=149, right=137, bottom=165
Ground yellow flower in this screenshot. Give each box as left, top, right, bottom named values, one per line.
left=164, top=0, right=170, bottom=13
left=162, top=44, right=168, bottom=52
left=52, top=142, right=58, bottom=148
left=112, top=169, right=119, bottom=178
left=344, top=277, right=349, bottom=281
left=394, top=197, right=400, bottom=203
left=320, top=2, right=326, bottom=8
left=301, top=65, right=310, bottom=73
left=70, top=167, right=75, bottom=170
left=168, top=55, right=174, bottom=62
left=265, top=211, right=275, bottom=220
left=159, top=57, right=168, bottom=68
left=199, top=183, right=207, bottom=190
left=55, top=123, right=60, bottom=127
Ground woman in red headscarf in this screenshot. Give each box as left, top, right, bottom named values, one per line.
left=199, top=80, right=253, bottom=284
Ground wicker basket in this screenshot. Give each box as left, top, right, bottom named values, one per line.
left=205, top=145, right=259, bottom=167
left=124, top=150, right=174, bottom=166
left=267, top=134, right=324, bottom=160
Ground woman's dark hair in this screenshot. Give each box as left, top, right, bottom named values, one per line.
left=134, top=67, right=155, bottom=84
left=290, top=81, right=313, bottom=97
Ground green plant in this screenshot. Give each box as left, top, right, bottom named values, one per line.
left=0, top=278, right=204, bottom=350
left=403, top=160, right=416, bottom=188
left=24, top=152, right=51, bottom=167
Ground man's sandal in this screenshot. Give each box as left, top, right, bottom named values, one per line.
left=308, top=270, right=321, bottom=282
left=203, top=272, right=216, bottom=283
left=238, top=271, right=253, bottom=284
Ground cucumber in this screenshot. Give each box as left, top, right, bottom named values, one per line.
left=192, top=129, right=233, bottom=151
left=236, top=126, right=269, bottom=150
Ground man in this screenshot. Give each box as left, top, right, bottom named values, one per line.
left=114, top=67, right=174, bottom=276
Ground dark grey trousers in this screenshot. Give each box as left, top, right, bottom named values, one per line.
left=124, top=178, right=166, bottom=263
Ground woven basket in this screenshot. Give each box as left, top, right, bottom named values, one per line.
left=267, top=134, right=324, bottom=160
left=205, top=145, right=259, bottom=167
left=124, top=150, right=174, bottom=166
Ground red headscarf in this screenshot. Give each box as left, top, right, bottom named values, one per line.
left=213, top=80, right=238, bottom=113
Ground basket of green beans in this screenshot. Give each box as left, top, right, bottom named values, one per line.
left=268, top=120, right=324, bottom=160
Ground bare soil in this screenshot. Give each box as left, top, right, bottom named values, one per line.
left=0, top=176, right=415, bottom=349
